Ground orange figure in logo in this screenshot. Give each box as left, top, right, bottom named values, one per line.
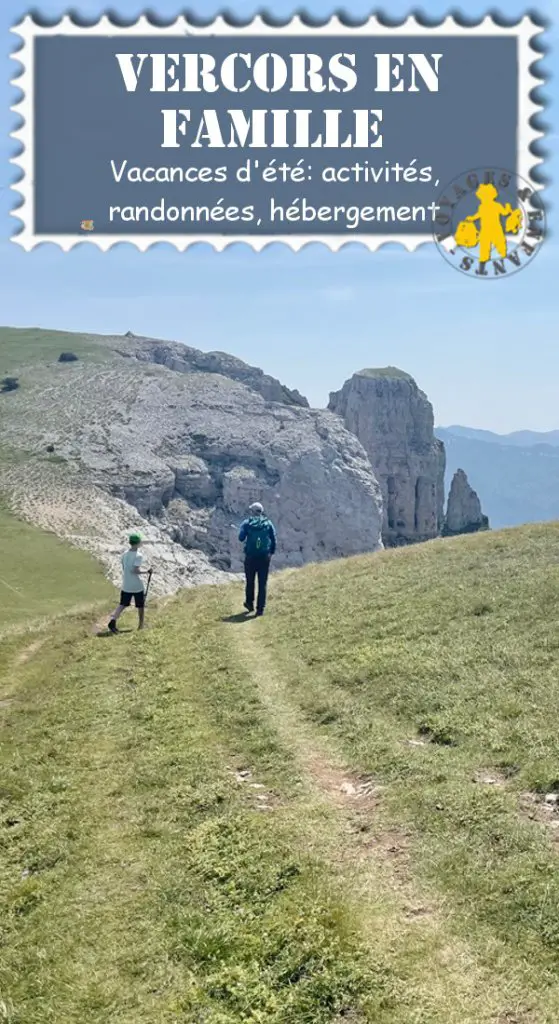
left=81, top=220, right=94, bottom=231
left=465, top=183, right=513, bottom=262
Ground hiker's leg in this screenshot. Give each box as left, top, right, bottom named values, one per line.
left=256, top=556, right=271, bottom=613
left=135, top=592, right=145, bottom=630
left=245, top=557, right=256, bottom=609
left=111, top=592, right=130, bottom=623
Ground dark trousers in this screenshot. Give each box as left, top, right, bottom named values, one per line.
left=244, top=555, right=271, bottom=612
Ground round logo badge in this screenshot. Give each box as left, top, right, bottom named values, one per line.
left=433, top=167, right=546, bottom=279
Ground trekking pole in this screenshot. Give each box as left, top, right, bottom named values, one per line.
left=145, top=569, right=153, bottom=600
left=0, top=576, right=23, bottom=598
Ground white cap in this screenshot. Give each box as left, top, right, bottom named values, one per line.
left=249, top=502, right=263, bottom=514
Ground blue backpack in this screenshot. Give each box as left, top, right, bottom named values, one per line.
left=244, top=516, right=272, bottom=557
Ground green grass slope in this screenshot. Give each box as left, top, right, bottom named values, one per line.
left=0, top=326, right=114, bottom=375
left=2, top=523, right=559, bottom=1023
left=0, top=506, right=112, bottom=633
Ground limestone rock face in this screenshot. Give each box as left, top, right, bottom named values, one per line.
left=1, top=332, right=383, bottom=591
left=127, top=335, right=309, bottom=408
left=443, top=469, right=489, bottom=536
left=88, top=377, right=384, bottom=573
left=328, top=368, right=446, bottom=546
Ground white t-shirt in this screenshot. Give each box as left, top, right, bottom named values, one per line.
left=121, top=549, right=144, bottom=593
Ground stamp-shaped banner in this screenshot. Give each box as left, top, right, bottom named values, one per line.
left=10, top=14, right=544, bottom=251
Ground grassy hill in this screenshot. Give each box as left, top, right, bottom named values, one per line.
left=0, top=326, right=116, bottom=375
left=3, top=522, right=559, bottom=1022
left=0, top=506, right=112, bottom=634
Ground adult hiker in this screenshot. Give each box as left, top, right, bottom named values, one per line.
left=238, top=502, right=277, bottom=617
left=107, top=533, right=151, bottom=634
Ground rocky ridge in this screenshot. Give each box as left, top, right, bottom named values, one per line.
left=0, top=330, right=490, bottom=596
left=121, top=333, right=309, bottom=408
left=0, top=331, right=383, bottom=594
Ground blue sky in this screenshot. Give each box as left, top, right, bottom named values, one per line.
left=1, top=0, right=556, bottom=432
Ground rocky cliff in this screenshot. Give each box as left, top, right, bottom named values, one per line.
left=443, top=469, right=489, bottom=537
left=328, top=368, right=446, bottom=546
left=0, top=330, right=383, bottom=594
left=123, top=334, right=309, bottom=408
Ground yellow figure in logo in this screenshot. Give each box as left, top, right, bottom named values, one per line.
left=505, top=207, right=523, bottom=234
left=454, top=219, right=479, bottom=248
left=81, top=220, right=94, bottom=231
left=464, top=183, right=514, bottom=262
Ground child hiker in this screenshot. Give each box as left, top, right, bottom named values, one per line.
left=107, top=533, right=150, bottom=633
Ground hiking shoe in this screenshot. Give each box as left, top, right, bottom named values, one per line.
left=243, top=602, right=254, bottom=612
left=108, top=620, right=119, bottom=634
left=256, top=610, right=264, bottom=617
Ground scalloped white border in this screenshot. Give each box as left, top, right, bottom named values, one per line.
left=9, top=13, right=545, bottom=251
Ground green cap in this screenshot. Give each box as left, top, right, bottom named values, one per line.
left=129, top=533, right=142, bottom=546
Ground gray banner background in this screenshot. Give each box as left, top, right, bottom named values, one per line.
left=32, top=34, right=518, bottom=235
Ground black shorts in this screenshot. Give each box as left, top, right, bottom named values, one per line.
left=120, top=590, right=145, bottom=608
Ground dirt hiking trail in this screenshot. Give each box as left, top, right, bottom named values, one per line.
left=220, top=593, right=509, bottom=1022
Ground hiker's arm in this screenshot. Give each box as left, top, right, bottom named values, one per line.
left=466, top=210, right=481, bottom=222
left=238, top=521, right=247, bottom=542
left=269, top=524, right=277, bottom=555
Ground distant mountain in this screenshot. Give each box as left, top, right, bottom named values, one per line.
left=436, top=428, right=559, bottom=529
left=441, top=425, right=559, bottom=448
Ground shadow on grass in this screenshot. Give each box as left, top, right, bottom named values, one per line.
left=96, top=628, right=134, bottom=638
left=221, top=612, right=254, bottom=624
